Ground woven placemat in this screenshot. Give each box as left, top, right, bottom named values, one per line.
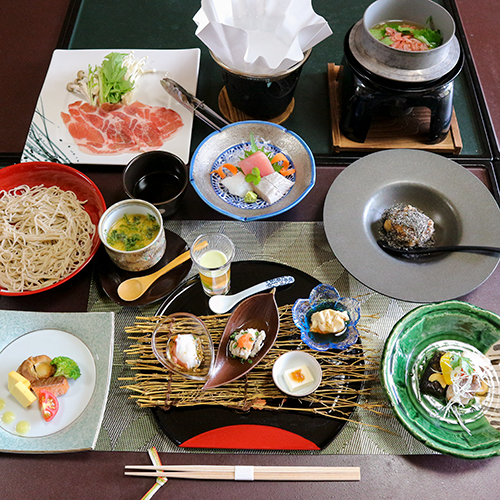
left=89, top=220, right=435, bottom=455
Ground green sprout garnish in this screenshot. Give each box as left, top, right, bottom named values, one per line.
left=245, top=167, right=261, bottom=186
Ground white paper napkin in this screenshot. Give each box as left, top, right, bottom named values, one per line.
left=194, top=0, right=332, bottom=76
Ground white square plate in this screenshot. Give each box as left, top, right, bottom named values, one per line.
left=0, top=311, right=114, bottom=453
left=21, top=49, right=200, bottom=165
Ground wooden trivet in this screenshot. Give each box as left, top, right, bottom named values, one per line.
left=328, top=63, right=462, bottom=154
left=218, top=86, right=295, bottom=124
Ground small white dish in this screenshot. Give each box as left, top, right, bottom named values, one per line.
left=272, top=351, right=322, bottom=397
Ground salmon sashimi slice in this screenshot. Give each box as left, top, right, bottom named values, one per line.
left=60, top=100, right=184, bottom=155
left=31, top=375, right=69, bottom=398
left=237, top=333, right=255, bottom=350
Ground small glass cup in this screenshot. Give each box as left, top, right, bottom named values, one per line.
left=190, top=233, right=235, bottom=296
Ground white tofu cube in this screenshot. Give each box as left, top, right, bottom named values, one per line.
left=283, top=364, right=314, bottom=391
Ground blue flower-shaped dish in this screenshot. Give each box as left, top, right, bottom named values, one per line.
left=292, top=284, right=361, bottom=350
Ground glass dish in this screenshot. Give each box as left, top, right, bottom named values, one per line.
left=152, top=313, right=214, bottom=381
left=292, top=284, right=361, bottom=350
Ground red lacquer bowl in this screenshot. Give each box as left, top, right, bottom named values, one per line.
left=0, top=162, right=106, bottom=295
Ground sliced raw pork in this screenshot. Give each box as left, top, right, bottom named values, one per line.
left=61, top=100, right=183, bottom=155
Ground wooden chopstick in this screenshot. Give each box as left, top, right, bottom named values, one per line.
left=124, top=465, right=360, bottom=481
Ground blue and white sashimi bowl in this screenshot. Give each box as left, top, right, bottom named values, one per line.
left=190, top=121, right=316, bottom=221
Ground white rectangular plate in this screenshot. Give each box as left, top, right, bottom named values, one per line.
left=21, top=48, right=200, bottom=165
left=0, top=311, right=114, bottom=453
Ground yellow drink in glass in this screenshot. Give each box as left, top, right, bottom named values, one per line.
left=191, top=234, right=234, bottom=296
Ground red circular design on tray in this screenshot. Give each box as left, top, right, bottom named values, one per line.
left=180, top=424, right=321, bottom=450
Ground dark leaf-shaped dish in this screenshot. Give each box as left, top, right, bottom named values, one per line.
left=203, top=289, right=280, bottom=390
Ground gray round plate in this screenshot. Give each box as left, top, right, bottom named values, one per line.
left=324, top=149, right=500, bottom=302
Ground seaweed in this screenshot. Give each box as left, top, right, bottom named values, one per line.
left=420, top=350, right=446, bottom=399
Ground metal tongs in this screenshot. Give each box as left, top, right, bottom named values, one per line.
left=161, top=77, right=230, bottom=131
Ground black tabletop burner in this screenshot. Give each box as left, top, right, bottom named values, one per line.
left=339, top=25, right=464, bottom=144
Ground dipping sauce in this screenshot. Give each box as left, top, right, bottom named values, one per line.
left=2, top=411, right=15, bottom=424
left=106, top=213, right=160, bottom=251
left=133, top=171, right=184, bottom=203
left=16, top=420, right=31, bottom=435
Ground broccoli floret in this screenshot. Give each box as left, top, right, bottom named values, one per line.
left=50, top=356, right=81, bottom=380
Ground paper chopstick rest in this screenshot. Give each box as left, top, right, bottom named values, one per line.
left=125, top=465, right=360, bottom=481
left=140, top=447, right=167, bottom=500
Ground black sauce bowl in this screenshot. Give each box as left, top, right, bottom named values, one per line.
left=123, top=151, right=188, bottom=218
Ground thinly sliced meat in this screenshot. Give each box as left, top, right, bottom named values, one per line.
left=105, top=113, right=137, bottom=151
left=60, top=100, right=184, bottom=155
left=132, top=122, right=164, bottom=149
left=61, top=107, right=105, bottom=145
left=151, top=107, right=184, bottom=139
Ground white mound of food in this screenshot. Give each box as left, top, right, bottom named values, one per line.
left=228, top=328, right=266, bottom=361
left=310, top=309, right=349, bottom=334
left=170, top=334, right=203, bottom=370
left=252, top=171, right=294, bottom=204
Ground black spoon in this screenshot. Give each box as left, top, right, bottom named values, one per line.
left=377, top=240, right=500, bottom=255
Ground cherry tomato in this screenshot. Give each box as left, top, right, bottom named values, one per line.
left=38, top=389, right=59, bottom=422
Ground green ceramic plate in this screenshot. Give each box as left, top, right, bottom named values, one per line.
left=381, top=301, right=500, bottom=459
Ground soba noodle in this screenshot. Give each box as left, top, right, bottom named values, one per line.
left=0, top=184, right=96, bottom=292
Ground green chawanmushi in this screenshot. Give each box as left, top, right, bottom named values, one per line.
left=107, top=213, right=160, bottom=251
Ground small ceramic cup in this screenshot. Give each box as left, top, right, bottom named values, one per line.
left=98, top=199, right=166, bottom=272
left=123, top=151, right=188, bottom=218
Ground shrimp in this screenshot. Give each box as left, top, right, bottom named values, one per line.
left=385, top=27, right=429, bottom=52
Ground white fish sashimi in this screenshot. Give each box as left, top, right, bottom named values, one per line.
left=221, top=172, right=254, bottom=198
left=252, top=172, right=294, bottom=204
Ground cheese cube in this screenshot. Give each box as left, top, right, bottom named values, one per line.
left=10, top=381, right=36, bottom=408
left=8, top=371, right=30, bottom=392
left=284, top=364, right=314, bottom=391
